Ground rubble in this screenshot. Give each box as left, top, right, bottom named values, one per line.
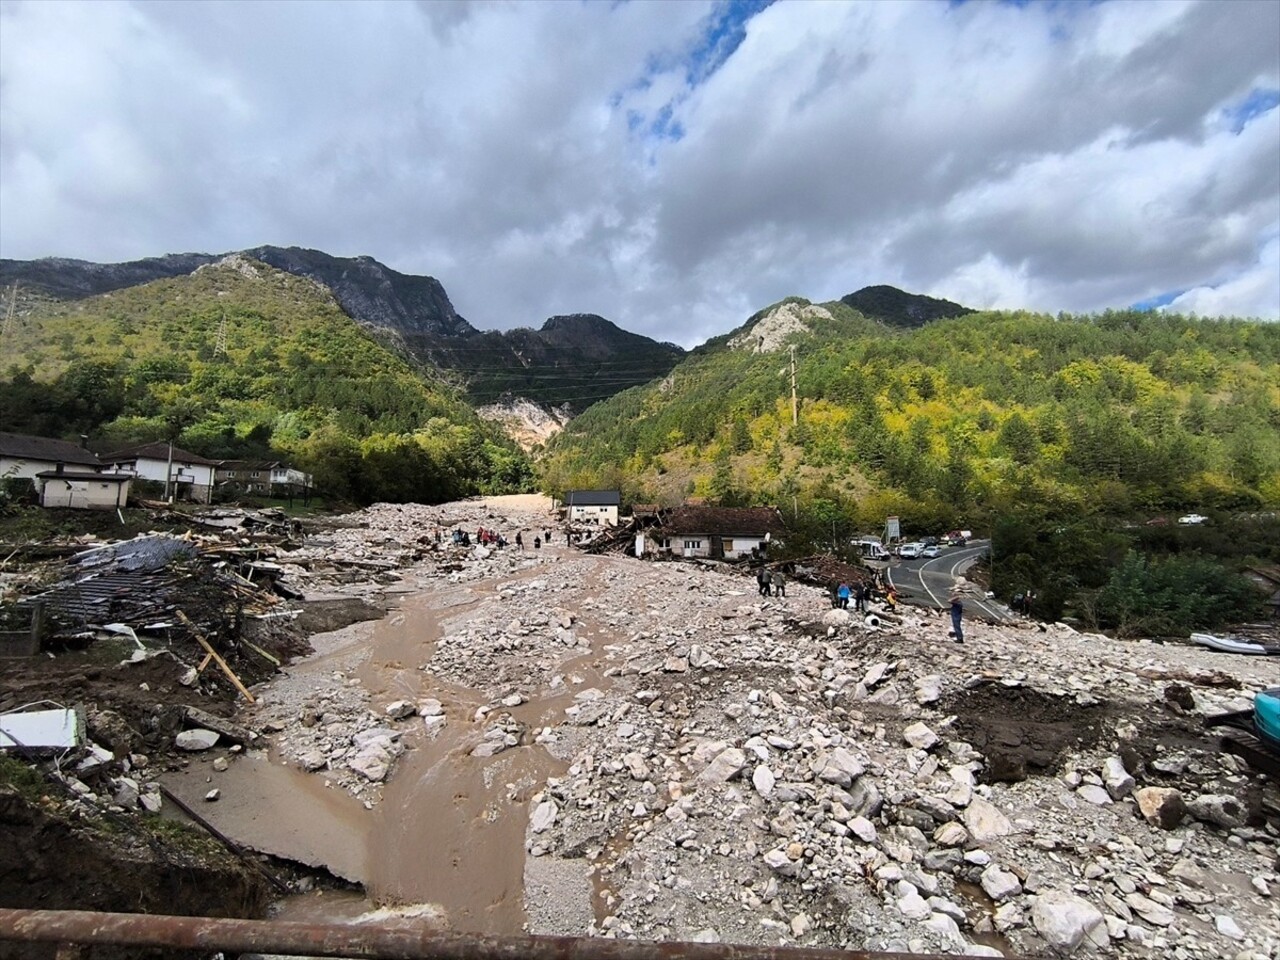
left=4, top=495, right=1279, bottom=959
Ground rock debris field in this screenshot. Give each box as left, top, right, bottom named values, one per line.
left=215, top=497, right=1277, bottom=958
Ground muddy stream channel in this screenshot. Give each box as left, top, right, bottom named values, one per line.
left=163, top=561, right=617, bottom=934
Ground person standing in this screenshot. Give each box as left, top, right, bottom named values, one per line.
left=761, top=567, right=773, bottom=597
left=773, top=570, right=786, bottom=598
left=837, top=581, right=851, bottom=609
left=516, top=532, right=524, bottom=551
left=534, top=535, right=541, bottom=550
left=756, top=567, right=767, bottom=596
left=853, top=581, right=865, bottom=613
left=948, top=582, right=965, bottom=643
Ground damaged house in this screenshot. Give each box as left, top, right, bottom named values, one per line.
left=651, top=505, right=787, bottom=561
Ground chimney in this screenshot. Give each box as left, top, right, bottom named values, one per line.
left=79, top=435, right=89, bottom=449
left=55, top=462, right=64, bottom=474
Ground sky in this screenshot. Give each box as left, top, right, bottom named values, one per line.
left=1, top=0, right=1277, bottom=347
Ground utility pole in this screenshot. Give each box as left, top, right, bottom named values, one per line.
left=789, top=345, right=798, bottom=427
left=164, top=439, right=175, bottom=503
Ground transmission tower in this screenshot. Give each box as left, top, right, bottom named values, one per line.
left=0, top=283, right=18, bottom=344
left=213, top=311, right=228, bottom=357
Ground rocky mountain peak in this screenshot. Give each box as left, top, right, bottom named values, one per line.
left=729, top=300, right=834, bottom=354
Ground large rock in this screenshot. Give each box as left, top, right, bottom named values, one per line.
left=348, top=743, right=392, bottom=782
left=980, top=864, right=1023, bottom=901
left=814, top=747, right=863, bottom=787
left=175, top=729, right=220, bottom=752
left=385, top=700, right=417, bottom=720
left=700, top=747, right=747, bottom=783
left=903, top=722, right=939, bottom=750
left=1031, top=892, right=1108, bottom=954
left=530, top=800, right=558, bottom=834
left=1101, top=757, right=1134, bottom=799
left=1186, top=793, right=1246, bottom=829
left=752, top=765, right=776, bottom=798
left=1124, top=892, right=1174, bottom=926
left=763, top=848, right=799, bottom=877
left=822, top=609, right=851, bottom=628
left=1135, top=787, right=1186, bottom=830
left=962, top=797, right=1013, bottom=843
left=914, top=675, right=942, bottom=704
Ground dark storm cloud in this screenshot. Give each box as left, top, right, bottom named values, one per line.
left=1, top=0, right=1276, bottom=346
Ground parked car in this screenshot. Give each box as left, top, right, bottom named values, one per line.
left=1178, top=513, right=1208, bottom=525
left=921, top=545, right=941, bottom=559
left=941, top=530, right=969, bottom=546
left=922, top=536, right=939, bottom=547
left=898, top=542, right=925, bottom=559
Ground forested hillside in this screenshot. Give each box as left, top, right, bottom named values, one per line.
left=542, top=301, right=1280, bottom=628
left=0, top=256, right=532, bottom=503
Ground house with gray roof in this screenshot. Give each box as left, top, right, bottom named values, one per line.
left=100, top=442, right=218, bottom=504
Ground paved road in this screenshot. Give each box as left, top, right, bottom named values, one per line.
left=884, top=540, right=1012, bottom=621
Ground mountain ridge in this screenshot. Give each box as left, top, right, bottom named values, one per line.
left=0, top=248, right=686, bottom=417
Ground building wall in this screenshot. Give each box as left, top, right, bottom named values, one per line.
left=660, top=534, right=767, bottom=560
left=129, top=459, right=215, bottom=503
left=569, top=504, right=619, bottom=526
left=1, top=456, right=96, bottom=482
left=38, top=478, right=131, bottom=510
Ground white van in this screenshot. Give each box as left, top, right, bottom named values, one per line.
left=898, top=542, right=925, bottom=559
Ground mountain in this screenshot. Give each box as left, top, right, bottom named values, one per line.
left=840, top=284, right=975, bottom=329
left=241, top=246, right=476, bottom=337
left=540, top=297, right=1280, bottom=530
left=402, top=313, right=685, bottom=412
left=0, top=253, right=219, bottom=300
left=0, top=248, right=684, bottom=420
left=0, top=255, right=531, bottom=503
left=1, top=246, right=473, bottom=336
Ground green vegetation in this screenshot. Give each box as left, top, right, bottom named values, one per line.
left=542, top=301, right=1280, bottom=632
left=0, top=260, right=533, bottom=503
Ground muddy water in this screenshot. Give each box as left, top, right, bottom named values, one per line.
left=166, top=557, right=617, bottom=934
left=163, top=747, right=370, bottom=884
left=356, top=574, right=617, bottom=933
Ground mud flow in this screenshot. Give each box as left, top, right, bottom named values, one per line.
left=943, top=683, right=1111, bottom=782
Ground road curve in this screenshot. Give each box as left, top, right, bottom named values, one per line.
left=885, top=541, right=1011, bottom=621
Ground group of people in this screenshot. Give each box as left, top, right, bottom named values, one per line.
left=831, top=577, right=894, bottom=612
left=755, top=566, right=787, bottom=597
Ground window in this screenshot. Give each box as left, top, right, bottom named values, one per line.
left=684, top=540, right=702, bottom=550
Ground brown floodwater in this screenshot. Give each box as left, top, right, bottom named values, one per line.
left=163, top=556, right=612, bottom=934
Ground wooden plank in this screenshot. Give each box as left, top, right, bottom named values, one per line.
left=175, top=610, right=254, bottom=703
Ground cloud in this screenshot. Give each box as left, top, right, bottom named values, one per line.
left=1, top=0, right=1276, bottom=347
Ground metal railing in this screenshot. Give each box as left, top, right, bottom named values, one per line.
left=0, top=908, right=990, bottom=959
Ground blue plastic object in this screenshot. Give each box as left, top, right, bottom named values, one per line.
left=1256, top=687, right=1280, bottom=750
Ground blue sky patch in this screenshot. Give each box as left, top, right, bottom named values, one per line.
left=684, top=0, right=775, bottom=87
left=1132, top=290, right=1184, bottom=311
left=1224, top=87, right=1280, bottom=133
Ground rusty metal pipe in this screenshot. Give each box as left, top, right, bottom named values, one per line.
left=0, top=908, right=981, bottom=959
